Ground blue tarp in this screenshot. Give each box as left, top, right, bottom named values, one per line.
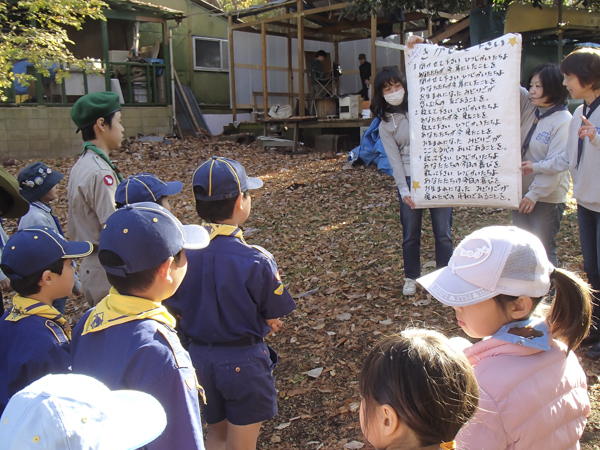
left=347, top=117, right=393, bottom=175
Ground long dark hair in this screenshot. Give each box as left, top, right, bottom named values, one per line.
left=527, top=63, right=568, bottom=106
left=370, top=66, right=408, bottom=121
left=360, top=330, right=479, bottom=447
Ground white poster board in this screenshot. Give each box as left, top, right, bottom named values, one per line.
left=406, top=34, right=522, bottom=208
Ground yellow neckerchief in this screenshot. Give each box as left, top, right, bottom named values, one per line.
left=82, top=287, right=175, bottom=335
left=5, top=295, right=71, bottom=339
left=203, top=223, right=245, bottom=243
left=440, top=441, right=456, bottom=450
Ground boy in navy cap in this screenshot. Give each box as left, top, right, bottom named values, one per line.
left=0, top=227, right=93, bottom=415
left=169, top=156, right=296, bottom=450
left=68, top=91, right=125, bottom=306
left=18, top=162, right=81, bottom=313
left=115, top=172, right=182, bottom=211
left=70, top=202, right=210, bottom=450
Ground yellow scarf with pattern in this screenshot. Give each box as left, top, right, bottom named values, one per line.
left=203, top=223, right=245, bottom=243
left=5, top=295, right=71, bottom=339
left=82, top=287, right=175, bottom=335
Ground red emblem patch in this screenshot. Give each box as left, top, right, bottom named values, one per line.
left=103, top=175, right=114, bottom=186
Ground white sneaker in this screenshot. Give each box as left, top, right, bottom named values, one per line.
left=403, top=278, right=417, bottom=296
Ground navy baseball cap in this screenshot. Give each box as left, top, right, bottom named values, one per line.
left=192, top=156, right=263, bottom=201
left=99, top=202, right=210, bottom=277
left=115, top=173, right=182, bottom=206
left=18, top=162, right=64, bottom=203
left=1, top=227, right=93, bottom=280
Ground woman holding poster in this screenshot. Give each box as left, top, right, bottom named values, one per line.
left=371, top=66, right=453, bottom=296
left=514, top=63, right=571, bottom=267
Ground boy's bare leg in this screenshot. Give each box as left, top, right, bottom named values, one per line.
left=226, top=421, right=262, bottom=450
left=205, top=420, right=262, bottom=450
left=205, top=420, right=227, bottom=450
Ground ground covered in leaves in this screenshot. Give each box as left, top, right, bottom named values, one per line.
left=3, top=137, right=600, bottom=449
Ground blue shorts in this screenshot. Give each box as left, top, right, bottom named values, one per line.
left=189, top=341, right=278, bottom=426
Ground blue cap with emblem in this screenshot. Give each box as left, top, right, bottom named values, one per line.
left=115, top=173, right=182, bottom=206
left=192, top=156, right=263, bottom=201
left=99, top=202, right=210, bottom=276
left=17, top=162, right=64, bottom=203
left=1, top=227, right=93, bottom=280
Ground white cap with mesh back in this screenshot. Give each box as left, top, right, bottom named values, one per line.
left=417, top=226, right=553, bottom=307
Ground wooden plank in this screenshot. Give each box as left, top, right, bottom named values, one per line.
left=430, top=18, right=470, bottom=44
left=287, top=10, right=293, bottom=108
left=297, top=0, right=305, bottom=116
left=231, top=2, right=348, bottom=30
left=262, top=23, right=268, bottom=116
left=229, top=15, right=237, bottom=121
left=371, top=15, right=377, bottom=100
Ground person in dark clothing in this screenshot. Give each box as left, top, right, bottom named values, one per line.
left=310, top=50, right=327, bottom=98
left=358, top=53, right=372, bottom=100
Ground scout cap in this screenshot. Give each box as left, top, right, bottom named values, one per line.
left=18, top=162, right=64, bottom=203
left=417, top=226, right=553, bottom=307
left=193, top=156, right=263, bottom=201
left=70, top=91, right=121, bottom=133
left=99, top=202, right=210, bottom=276
left=0, top=167, right=29, bottom=219
left=0, top=374, right=167, bottom=450
left=1, top=227, right=93, bottom=280
left=116, top=173, right=182, bottom=206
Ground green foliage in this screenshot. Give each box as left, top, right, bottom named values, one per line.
left=0, top=0, right=107, bottom=100
left=343, top=0, right=600, bottom=22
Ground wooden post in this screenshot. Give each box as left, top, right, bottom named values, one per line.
left=101, top=20, right=111, bottom=92
left=297, top=0, right=305, bottom=116
left=229, top=15, right=237, bottom=121
left=400, top=22, right=405, bottom=73
left=262, top=23, right=268, bottom=116
left=287, top=8, right=293, bottom=107
left=370, top=15, right=377, bottom=100
left=558, top=1, right=563, bottom=62
left=427, top=16, right=433, bottom=37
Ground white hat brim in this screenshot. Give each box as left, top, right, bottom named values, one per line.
left=417, top=266, right=498, bottom=307
left=182, top=224, right=210, bottom=250
left=246, top=176, right=263, bottom=190
left=101, top=390, right=167, bottom=450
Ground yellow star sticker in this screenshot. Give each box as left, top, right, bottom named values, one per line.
left=508, top=36, right=518, bottom=46
left=412, top=180, right=421, bottom=190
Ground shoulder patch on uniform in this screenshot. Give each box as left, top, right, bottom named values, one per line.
left=103, top=175, right=115, bottom=186
left=274, top=284, right=284, bottom=295
left=45, top=320, right=68, bottom=343
left=251, top=244, right=274, bottom=260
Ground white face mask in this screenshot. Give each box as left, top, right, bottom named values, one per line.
left=384, top=88, right=405, bottom=106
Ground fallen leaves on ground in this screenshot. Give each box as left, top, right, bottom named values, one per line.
left=3, top=136, right=599, bottom=449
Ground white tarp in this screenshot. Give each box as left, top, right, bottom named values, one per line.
left=406, top=33, right=522, bottom=208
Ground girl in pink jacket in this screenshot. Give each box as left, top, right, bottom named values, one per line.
left=359, top=329, right=479, bottom=450
left=418, top=226, right=592, bottom=450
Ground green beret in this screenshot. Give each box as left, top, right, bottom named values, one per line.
left=70, top=91, right=121, bottom=132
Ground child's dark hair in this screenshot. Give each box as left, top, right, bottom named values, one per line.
left=80, top=111, right=118, bottom=142
left=527, top=63, right=568, bottom=106
left=493, top=269, right=592, bottom=352
left=194, top=190, right=249, bottom=223
left=370, top=66, right=408, bottom=121
left=561, top=48, right=600, bottom=91
left=115, top=196, right=166, bottom=210
left=99, top=249, right=183, bottom=294
left=1, top=259, right=64, bottom=297
left=360, top=330, right=479, bottom=447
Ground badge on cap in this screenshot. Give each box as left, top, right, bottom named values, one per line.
left=104, top=175, right=115, bottom=186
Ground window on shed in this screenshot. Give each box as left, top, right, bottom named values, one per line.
left=193, top=37, right=229, bottom=71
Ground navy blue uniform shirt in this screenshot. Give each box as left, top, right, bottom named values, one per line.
left=71, top=310, right=205, bottom=450
left=168, top=234, right=296, bottom=343
left=0, top=311, right=70, bottom=415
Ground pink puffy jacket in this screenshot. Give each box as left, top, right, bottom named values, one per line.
left=457, top=334, right=590, bottom=449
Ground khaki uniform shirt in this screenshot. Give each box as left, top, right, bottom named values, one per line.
left=67, top=149, right=119, bottom=246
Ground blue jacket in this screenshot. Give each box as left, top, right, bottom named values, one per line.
left=71, top=311, right=205, bottom=450
left=168, top=235, right=296, bottom=343
left=0, top=311, right=70, bottom=415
